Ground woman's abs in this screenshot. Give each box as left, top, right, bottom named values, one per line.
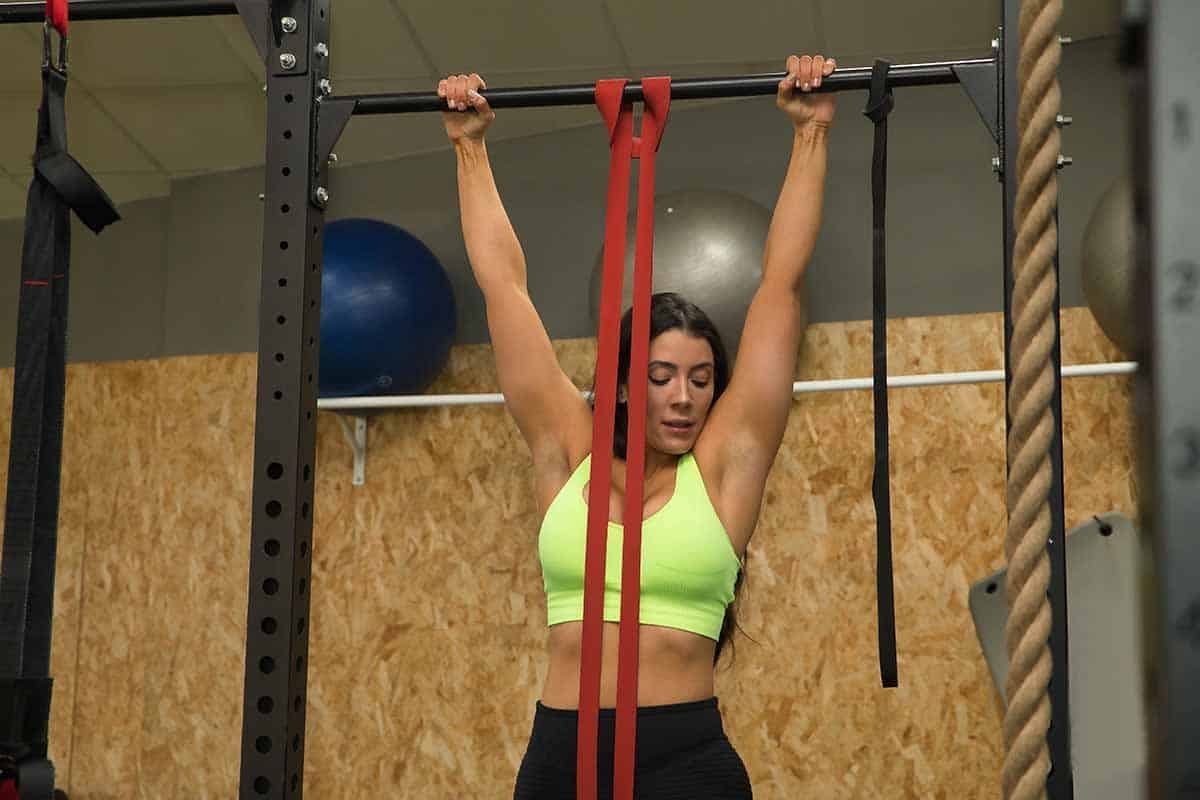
left=540, top=621, right=717, bottom=709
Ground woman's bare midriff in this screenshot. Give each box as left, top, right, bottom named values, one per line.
left=540, top=620, right=717, bottom=709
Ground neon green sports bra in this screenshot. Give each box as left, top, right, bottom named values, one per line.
left=537, top=451, right=742, bottom=641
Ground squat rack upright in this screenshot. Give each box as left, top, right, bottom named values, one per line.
left=0, top=1, right=1193, bottom=799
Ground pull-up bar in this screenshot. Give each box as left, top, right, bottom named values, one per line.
left=0, top=0, right=236, bottom=23
left=346, top=58, right=992, bottom=115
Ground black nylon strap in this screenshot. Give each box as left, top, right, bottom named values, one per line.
left=0, top=677, right=53, bottom=758
left=863, top=59, right=898, bottom=689
left=1, top=66, right=70, bottom=684
left=0, top=63, right=115, bottom=776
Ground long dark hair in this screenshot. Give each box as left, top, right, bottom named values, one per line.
left=592, top=292, right=752, bottom=668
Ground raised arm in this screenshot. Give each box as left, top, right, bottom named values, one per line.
left=441, top=74, right=590, bottom=463
left=698, top=55, right=836, bottom=529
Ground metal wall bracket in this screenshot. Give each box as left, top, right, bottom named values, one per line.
left=954, top=56, right=999, bottom=143
left=315, top=96, right=356, bottom=194
left=233, top=0, right=270, bottom=64
left=334, top=414, right=367, bottom=486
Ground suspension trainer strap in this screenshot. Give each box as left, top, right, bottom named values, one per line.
left=0, top=13, right=117, bottom=795
left=863, top=59, right=898, bottom=689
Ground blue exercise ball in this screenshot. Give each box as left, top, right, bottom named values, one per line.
left=319, top=218, right=456, bottom=398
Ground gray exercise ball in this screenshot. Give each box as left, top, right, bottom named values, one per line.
left=587, top=190, right=769, bottom=360
left=1081, top=174, right=1137, bottom=355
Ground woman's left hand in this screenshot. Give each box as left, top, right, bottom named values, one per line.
left=776, top=54, right=837, bottom=129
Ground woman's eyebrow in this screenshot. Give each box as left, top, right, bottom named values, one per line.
left=647, top=361, right=714, bottom=371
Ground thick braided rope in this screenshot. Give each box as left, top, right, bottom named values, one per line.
left=1004, top=0, right=1062, bottom=798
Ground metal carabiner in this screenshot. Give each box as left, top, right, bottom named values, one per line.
left=42, top=19, right=68, bottom=75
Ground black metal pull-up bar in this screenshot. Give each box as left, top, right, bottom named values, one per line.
left=346, top=58, right=992, bottom=115
left=0, top=0, right=236, bottom=23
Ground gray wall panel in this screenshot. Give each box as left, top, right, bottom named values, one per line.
left=162, top=168, right=264, bottom=357
left=1, top=196, right=169, bottom=368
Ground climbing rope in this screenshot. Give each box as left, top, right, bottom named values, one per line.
left=1003, top=0, right=1063, bottom=797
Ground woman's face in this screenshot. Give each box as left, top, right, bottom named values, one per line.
left=621, top=329, right=717, bottom=455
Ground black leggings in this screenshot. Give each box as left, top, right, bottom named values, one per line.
left=512, top=697, right=752, bottom=799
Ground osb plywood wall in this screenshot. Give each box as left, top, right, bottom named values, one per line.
left=0, top=308, right=1135, bottom=799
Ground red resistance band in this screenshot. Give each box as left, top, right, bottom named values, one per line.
left=577, top=76, right=671, bottom=800
left=46, top=0, right=68, bottom=36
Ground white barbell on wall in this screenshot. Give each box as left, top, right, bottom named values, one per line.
left=323, top=361, right=1136, bottom=485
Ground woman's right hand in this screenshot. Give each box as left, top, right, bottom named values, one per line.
left=439, top=72, right=495, bottom=143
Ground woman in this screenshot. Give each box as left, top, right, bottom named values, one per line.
left=439, top=53, right=836, bottom=800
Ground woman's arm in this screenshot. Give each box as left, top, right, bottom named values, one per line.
left=697, top=55, right=836, bottom=538
left=442, top=75, right=590, bottom=462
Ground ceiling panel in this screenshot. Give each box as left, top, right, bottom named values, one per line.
left=210, top=15, right=267, bottom=84
left=0, top=89, right=160, bottom=174
left=818, top=0, right=994, bottom=63
left=0, top=28, right=43, bottom=91
left=607, top=0, right=825, bottom=70
left=97, top=84, right=266, bottom=172
left=328, top=0, right=433, bottom=79
left=406, top=0, right=626, bottom=77
left=65, top=17, right=256, bottom=88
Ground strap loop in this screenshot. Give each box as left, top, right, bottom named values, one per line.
left=36, top=152, right=119, bottom=234
left=595, top=79, right=628, bottom=144
left=863, top=59, right=899, bottom=689
left=863, top=59, right=894, bottom=123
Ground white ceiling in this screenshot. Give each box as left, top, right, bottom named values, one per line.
left=0, top=0, right=1120, bottom=220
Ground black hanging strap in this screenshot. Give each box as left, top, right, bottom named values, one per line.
left=863, top=59, right=898, bottom=689
left=0, top=59, right=118, bottom=797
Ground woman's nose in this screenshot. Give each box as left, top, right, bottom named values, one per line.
left=672, top=380, right=692, bottom=406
